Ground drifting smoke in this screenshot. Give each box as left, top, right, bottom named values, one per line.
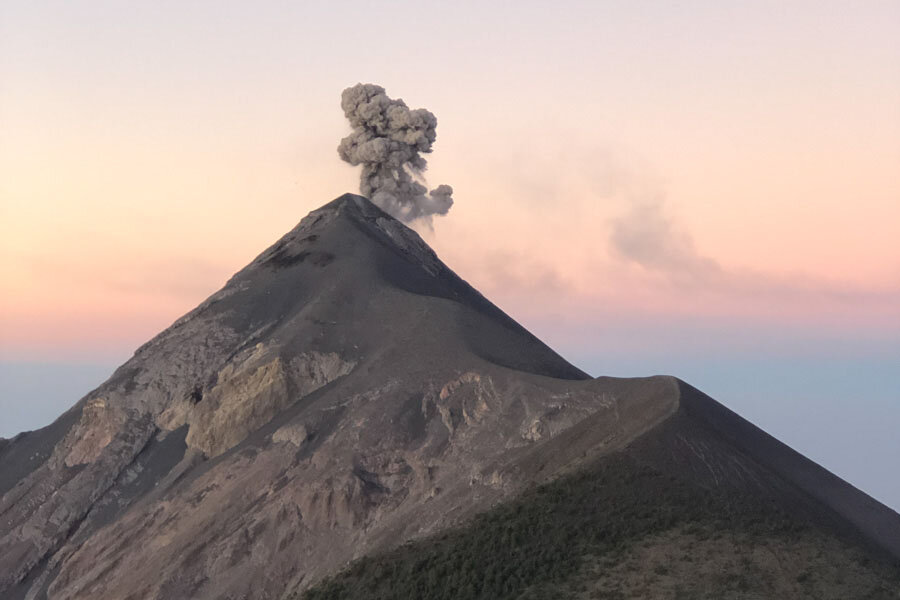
left=610, top=196, right=722, bottom=281
left=338, top=83, right=453, bottom=222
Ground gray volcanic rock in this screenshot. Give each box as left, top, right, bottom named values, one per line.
left=1, top=194, right=898, bottom=600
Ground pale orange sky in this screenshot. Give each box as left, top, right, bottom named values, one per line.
left=1, top=0, right=899, bottom=359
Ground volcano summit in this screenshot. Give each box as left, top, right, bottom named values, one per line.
left=1, top=194, right=898, bottom=599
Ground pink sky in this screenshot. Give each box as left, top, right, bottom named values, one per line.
left=1, top=1, right=899, bottom=360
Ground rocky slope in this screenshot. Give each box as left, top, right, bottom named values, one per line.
left=300, top=449, right=900, bottom=600
left=1, top=194, right=898, bottom=599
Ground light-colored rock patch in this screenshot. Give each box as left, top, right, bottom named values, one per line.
left=64, top=399, right=123, bottom=466
left=186, top=358, right=290, bottom=457
left=157, top=346, right=355, bottom=458
left=272, top=423, right=309, bottom=447
left=435, top=373, right=495, bottom=436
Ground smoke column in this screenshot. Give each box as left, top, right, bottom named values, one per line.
left=338, top=83, right=454, bottom=222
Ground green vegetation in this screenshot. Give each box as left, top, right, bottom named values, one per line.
left=297, top=452, right=900, bottom=600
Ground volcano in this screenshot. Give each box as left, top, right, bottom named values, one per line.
left=1, top=194, right=898, bottom=599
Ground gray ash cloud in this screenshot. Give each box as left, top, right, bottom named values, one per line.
left=338, top=83, right=453, bottom=223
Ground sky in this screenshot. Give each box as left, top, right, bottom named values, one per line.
left=1, top=1, right=898, bottom=509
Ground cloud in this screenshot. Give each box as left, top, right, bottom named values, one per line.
left=607, top=190, right=900, bottom=313
left=609, top=193, right=722, bottom=282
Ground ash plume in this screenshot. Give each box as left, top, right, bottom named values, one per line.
left=338, top=83, right=454, bottom=222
